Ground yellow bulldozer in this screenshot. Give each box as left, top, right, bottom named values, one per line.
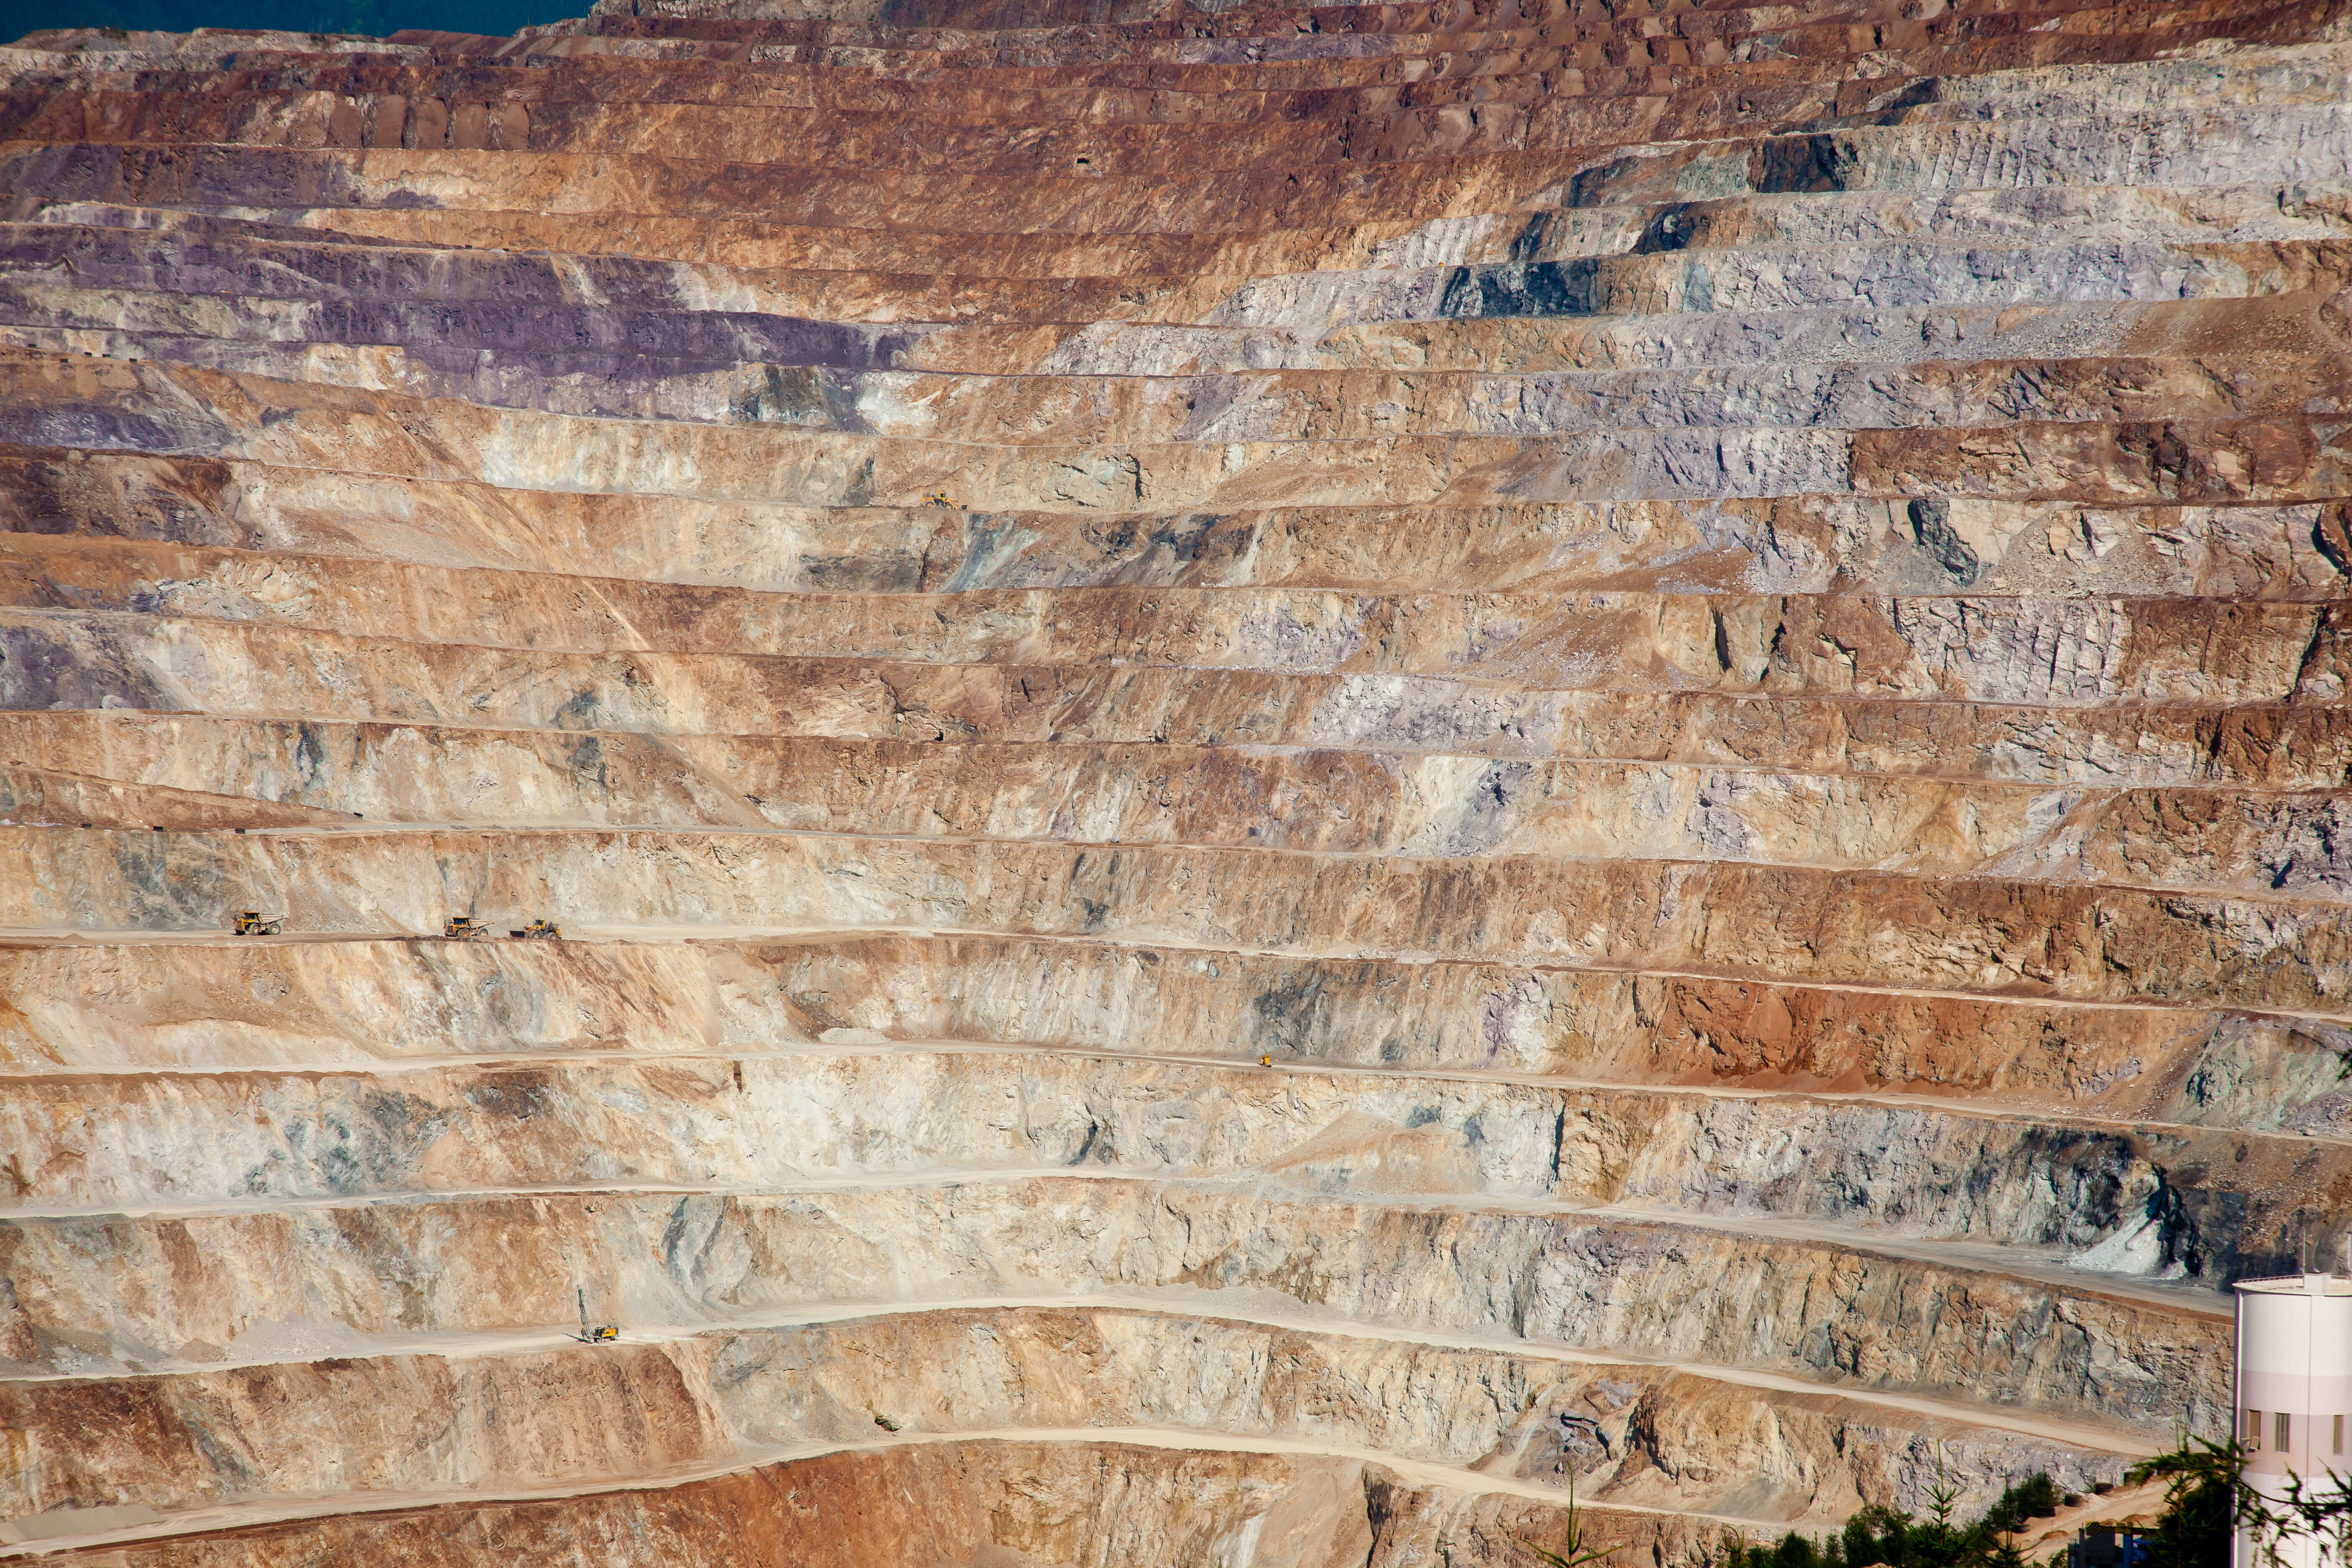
left=232, top=911, right=283, bottom=936
left=511, top=919, right=561, bottom=940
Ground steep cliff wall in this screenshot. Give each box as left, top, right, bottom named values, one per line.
left=2, top=0, right=2350, bottom=1559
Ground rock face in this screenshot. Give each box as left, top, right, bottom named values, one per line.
left=2, top=0, right=2350, bottom=1559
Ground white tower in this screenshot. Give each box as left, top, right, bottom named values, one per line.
left=2236, top=1267, right=2352, bottom=1568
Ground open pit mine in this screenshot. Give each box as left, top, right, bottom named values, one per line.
left=2, top=0, right=2351, bottom=1559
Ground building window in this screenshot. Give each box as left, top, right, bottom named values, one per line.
left=2277, top=1413, right=2292, bottom=1452
left=2247, top=1410, right=2262, bottom=1449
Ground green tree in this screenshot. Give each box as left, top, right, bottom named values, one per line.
left=2127, top=1436, right=2249, bottom=1568
left=1843, top=1504, right=1909, bottom=1568
left=1712, top=1435, right=2323, bottom=1568
left=2277, top=1466, right=2352, bottom=1550
left=1983, top=1475, right=2062, bottom=1535
left=1524, top=1469, right=1620, bottom=1568
left=1980, top=1537, right=2031, bottom=1568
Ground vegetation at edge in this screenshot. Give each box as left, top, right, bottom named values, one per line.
left=1715, top=1467, right=2078, bottom=1568
left=1708, top=1437, right=2349, bottom=1568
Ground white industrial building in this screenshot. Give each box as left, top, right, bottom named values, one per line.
left=2238, top=1270, right=2352, bottom=1568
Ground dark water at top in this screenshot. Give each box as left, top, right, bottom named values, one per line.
left=4, top=0, right=582, bottom=48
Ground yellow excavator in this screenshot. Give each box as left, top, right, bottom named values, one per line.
left=923, top=492, right=962, bottom=509
left=232, top=911, right=283, bottom=936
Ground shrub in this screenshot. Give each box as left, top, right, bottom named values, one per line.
left=1982, top=1474, right=2061, bottom=1534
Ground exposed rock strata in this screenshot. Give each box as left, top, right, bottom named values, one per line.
left=1, top=0, right=2349, bottom=1560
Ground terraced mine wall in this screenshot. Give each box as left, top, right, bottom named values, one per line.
left=4, top=0, right=2352, bottom=1559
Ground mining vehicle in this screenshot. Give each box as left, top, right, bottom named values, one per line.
left=232, top=911, right=283, bottom=936
left=443, top=915, right=489, bottom=939
left=511, top=919, right=561, bottom=939
left=575, top=1287, right=619, bottom=1343
left=924, top=492, right=962, bottom=508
